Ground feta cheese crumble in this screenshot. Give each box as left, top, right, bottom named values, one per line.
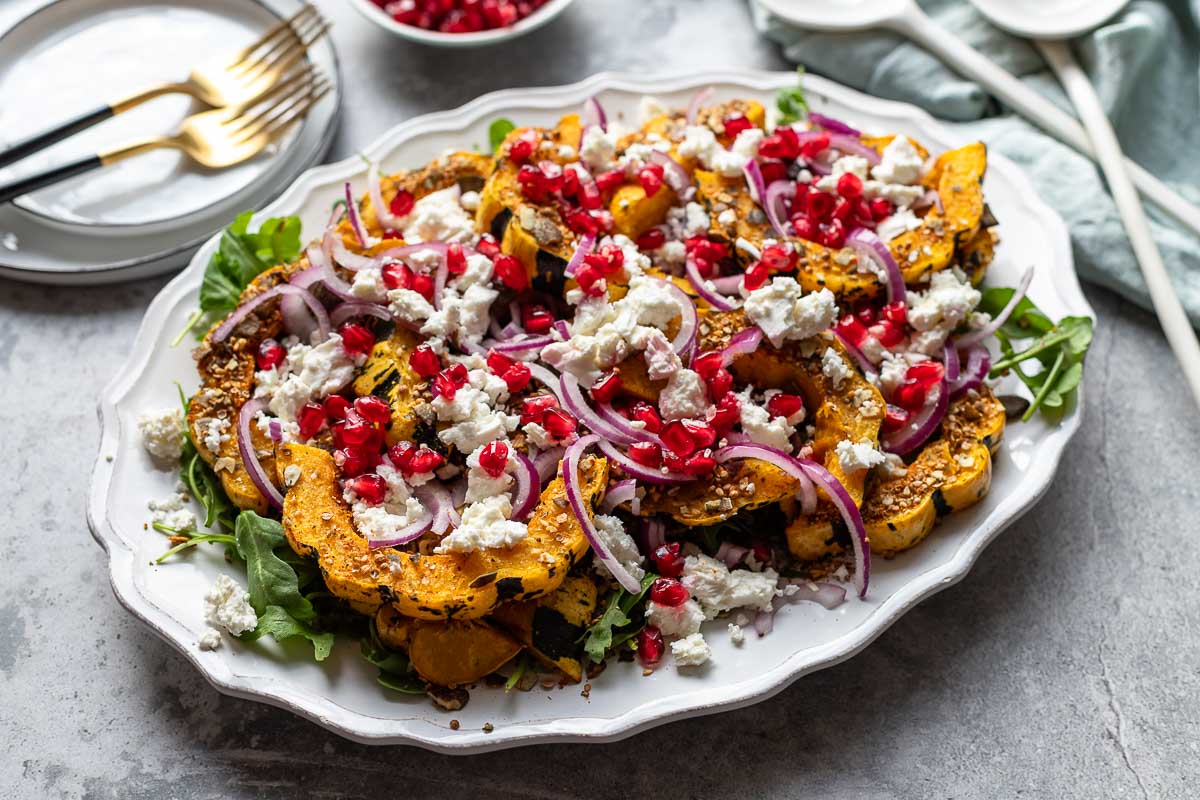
left=743, top=278, right=838, bottom=348
left=465, top=441, right=514, bottom=503
left=836, top=439, right=887, bottom=472
left=658, top=368, right=708, bottom=421
left=737, top=388, right=796, bottom=453
left=646, top=599, right=705, bottom=638
left=434, top=495, right=528, bottom=553
left=396, top=185, right=475, bottom=244
left=592, top=514, right=645, bottom=583
left=821, top=347, right=850, bottom=389
left=671, top=632, right=712, bottom=666
left=138, top=407, right=184, bottom=463
left=203, top=574, right=258, bottom=636
left=147, top=486, right=195, bottom=531
left=678, top=125, right=763, bottom=177
left=254, top=334, right=359, bottom=437
left=681, top=553, right=779, bottom=619
left=198, top=628, right=222, bottom=651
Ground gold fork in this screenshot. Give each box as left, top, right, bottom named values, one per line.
left=0, top=3, right=331, bottom=169
left=0, top=69, right=332, bottom=204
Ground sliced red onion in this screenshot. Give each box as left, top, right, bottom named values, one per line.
left=784, top=579, right=847, bottom=610
left=267, top=419, right=282, bottom=443
left=710, top=274, right=743, bottom=294
left=366, top=506, right=434, bottom=549
left=808, top=112, right=860, bottom=137
left=368, top=162, right=405, bottom=233
left=484, top=334, right=556, bottom=356
left=594, top=400, right=655, bottom=443
left=797, top=474, right=817, bottom=515
left=847, top=227, right=905, bottom=305
left=715, top=541, right=749, bottom=568
left=656, top=278, right=699, bottom=357
left=595, top=438, right=692, bottom=485
left=720, top=327, right=763, bottom=367
left=420, top=485, right=453, bottom=536
left=601, top=479, right=637, bottom=513
left=943, top=341, right=961, bottom=383
left=955, top=267, right=1034, bottom=348
left=432, top=255, right=449, bottom=310
left=686, top=87, right=714, bottom=124
left=330, top=302, right=392, bottom=327
left=564, top=435, right=641, bottom=593
left=754, top=609, right=774, bottom=636
left=805, top=158, right=832, bottom=177
left=828, top=133, right=881, bottom=165
left=344, top=182, right=367, bottom=247
left=685, top=255, right=740, bottom=312
left=712, top=443, right=869, bottom=598
left=833, top=330, right=880, bottom=377
left=511, top=452, right=541, bottom=521
left=532, top=447, right=564, bottom=484
left=323, top=228, right=376, bottom=272
left=743, top=158, right=766, bottom=205
left=636, top=518, right=666, bottom=557
left=582, top=96, right=607, bottom=132
left=553, top=319, right=571, bottom=340
left=763, top=179, right=796, bottom=239
left=237, top=397, right=283, bottom=511
left=213, top=284, right=328, bottom=344
left=882, top=379, right=948, bottom=456
left=449, top=477, right=468, bottom=510
left=950, top=345, right=991, bottom=399
left=526, top=363, right=564, bottom=404
left=564, top=233, right=595, bottom=278
left=281, top=266, right=324, bottom=341
left=649, top=151, right=695, bottom=202
left=560, top=374, right=642, bottom=445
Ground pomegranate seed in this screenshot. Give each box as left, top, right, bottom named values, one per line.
left=523, top=304, right=553, bottom=334
left=662, top=451, right=687, bottom=473
left=389, top=189, right=414, bottom=218
left=819, top=219, right=846, bottom=248
left=354, top=396, right=392, bottom=425
left=759, top=158, right=787, bottom=185
left=760, top=243, right=797, bottom=272
left=857, top=306, right=877, bottom=325
left=685, top=236, right=728, bottom=263
left=792, top=214, right=818, bottom=242
left=706, top=368, right=733, bottom=400
left=638, top=164, right=665, bottom=197
left=446, top=363, right=469, bottom=385
left=541, top=407, right=577, bottom=439
left=871, top=320, right=905, bottom=348
left=508, top=132, right=535, bottom=163
left=406, top=445, right=445, bottom=475
left=807, top=188, right=834, bottom=220
left=433, top=371, right=459, bottom=400
left=476, top=233, right=501, bottom=258
left=661, top=420, right=697, bottom=456
left=837, top=172, right=863, bottom=199
left=758, top=127, right=800, bottom=160
left=743, top=262, right=770, bottom=291
left=297, top=403, right=326, bottom=440
left=831, top=198, right=854, bottom=223
left=799, top=131, right=830, bottom=159
left=334, top=447, right=368, bottom=477
left=869, top=197, right=894, bottom=221
left=650, top=577, right=690, bottom=607
left=323, top=395, right=351, bottom=420
left=347, top=473, right=387, bottom=505
left=381, top=260, right=410, bottom=290
left=584, top=243, right=625, bottom=275
left=590, top=371, right=623, bottom=404
left=340, top=420, right=374, bottom=447
left=573, top=263, right=606, bottom=297
left=478, top=441, right=510, bottom=478
left=629, top=402, right=662, bottom=433
left=692, top=351, right=724, bottom=379
left=636, top=228, right=666, bottom=251
left=639, top=626, right=664, bottom=666
left=882, top=405, right=909, bottom=433
left=493, top=254, right=528, bottom=291
left=487, top=349, right=516, bottom=375
left=752, top=541, right=771, bottom=564
left=628, top=441, right=663, bottom=468
left=446, top=243, right=466, bottom=275
left=723, top=114, right=753, bottom=139
left=256, top=339, right=286, bottom=371
left=409, top=344, right=441, bottom=378
left=836, top=313, right=869, bottom=346
left=651, top=542, right=685, bottom=577
left=708, top=392, right=740, bottom=432
left=882, top=302, right=908, bottom=325
left=681, top=419, right=717, bottom=449
left=893, top=381, right=927, bottom=410
left=594, top=169, right=624, bottom=193
left=767, top=393, right=804, bottom=420
left=388, top=441, right=415, bottom=468
left=340, top=323, right=376, bottom=357
left=502, top=363, right=531, bottom=393
left=906, top=360, right=945, bottom=387
left=520, top=394, right=559, bottom=425
left=683, top=451, right=717, bottom=476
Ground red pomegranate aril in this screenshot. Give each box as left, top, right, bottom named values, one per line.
left=893, top=381, right=927, bottom=410
left=334, top=447, right=368, bottom=477
left=836, top=172, right=863, bottom=200
left=446, top=363, right=468, bottom=385
left=819, top=219, right=846, bottom=248
left=869, top=197, right=894, bottom=221
left=683, top=451, right=717, bottom=476
left=487, top=349, right=516, bottom=375
left=340, top=323, right=376, bottom=357
left=522, top=305, right=554, bottom=334
left=256, top=339, right=286, bottom=371
left=573, top=263, right=606, bottom=297
left=906, top=360, right=945, bottom=387
left=791, top=214, right=818, bottom=242
left=692, top=350, right=724, bottom=379
left=831, top=197, right=854, bottom=223
left=388, top=441, right=416, bottom=468
left=638, top=164, right=665, bottom=197
left=661, top=420, right=697, bottom=457
left=636, top=228, right=666, bottom=251
left=857, top=306, right=877, bottom=325
left=407, top=446, right=445, bottom=475
left=767, top=393, right=804, bottom=420
left=478, top=441, right=509, bottom=478
left=761, top=243, right=797, bottom=272
left=354, top=396, right=392, bottom=425
left=493, top=254, right=528, bottom=291
left=381, top=260, right=409, bottom=291
left=650, top=577, right=690, bottom=607
left=629, top=402, right=662, bottom=434
left=743, top=262, right=770, bottom=291
left=388, top=189, right=415, bottom=218
left=708, top=392, right=740, bottom=432
left=706, top=368, right=733, bottom=400
left=752, top=541, right=771, bottom=565
left=800, top=131, right=831, bottom=159
left=409, top=344, right=441, bottom=378
left=340, top=420, right=374, bottom=447
left=541, top=407, right=577, bottom=439
left=807, top=188, right=834, bottom=221
left=520, top=394, right=559, bottom=425
left=433, top=371, right=459, bottom=400
left=476, top=233, right=501, bottom=258
left=446, top=243, right=467, bottom=275
left=639, top=626, right=664, bottom=666
left=758, top=127, right=800, bottom=160
left=681, top=420, right=717, bottom=449
left=882, top=301, right=908, bottom=325
left=723, top=114, right=753, bottom=139
left=759, top=158, right=787, bottom=185
left=836, top=313, right=869, bottom=346
left=882, top=405, right=909, bottom=433
left=348, top=473, right=387, bottom=505
left=507, top=132, right=535, bottom=164
left=296, top=403, right=326, bottom=440
left=685, top=236, right=728, bottom=263
left=652, top=542, right=685, bottom=578
left=662, top=451, right=686, bottom=473
left=871, top=320, right=905, bottom=348
left=585, top=243, right=625, bottom=275
left=627, top=441, right=663, bottom=468
left=590, top=371, right=623, bottom=404
left=323, top=395, right=351, bottom=421
left=594, top=169, right=625, bottom=194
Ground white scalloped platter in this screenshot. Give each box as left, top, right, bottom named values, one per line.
left=88, top=70, right=1092, bottom=752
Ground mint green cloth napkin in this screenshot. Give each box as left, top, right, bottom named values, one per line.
left=753, top=0, right=1200, bottom=325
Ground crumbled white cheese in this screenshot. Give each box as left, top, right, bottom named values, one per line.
left=728, top=623, right=745, bottom=645
left=717, top=208, right=737, bottom=226
left=465, top=441, right=514, bottom=504
left=147, top=488, right=195, bottom=531
left=836, top=439, right=887, bottom=472
left=682, top=554, right=779, bottom=618
left=659, top=368, right=708, bottom=421
left=138, top=407, right=184, bottom=463
left=876, top=452, right=908, bottom=479
left=816, top=151, right=925, bottom=207
left=677, top=125, right=763, bottom=177
left=350, top=266, right=388, bottom=302
left=385, top=287, right=434, bottom=326
left=397, top=185, right=474, bottom=244
left=579, top=126, right=618, bottom=172
left=434, top=494, right=528, bottom=553
left=852, top=387, right=882, bottom=418
left=821, top=347, right=850, bottom=389
left=876, top=207, right=922, bottom=243
left=345, top=463, right=427, bottom=542
left=198, top=629, right=222, bottom=651
left=671, top=632, right=712, bottom=666
left=459, top=190, right=481, bottom=211
left=684, top=202, right=710, bottom=237
left=254, top=334, right=358, bottom=433
left=646, top=599, right=705, bottom=638
left=642, top=329, right=682, bottom=381
left=737, top=388, right=795, bottom=453
left=592, top=513, right=645, bottom=583
left=195, top=416, right=230, bottom=454
left=872, top=136, right=925, bottom=185
left=743, top=278, right=838, bottom=348
left=421, top=283, right=499, bottom=347
left=432, top=369, right=518, bottom=455
left=906, top=269, right=982, bottom=334
left=203, top=574, right=258, bottom=636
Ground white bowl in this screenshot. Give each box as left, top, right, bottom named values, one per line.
left=346, top=0, right=576, bottom=47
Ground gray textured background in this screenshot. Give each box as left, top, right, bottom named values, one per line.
left=3, top=1, right=1199, bottom=797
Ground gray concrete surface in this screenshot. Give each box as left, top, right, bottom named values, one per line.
left=3, top=0, right=1199, bottom=797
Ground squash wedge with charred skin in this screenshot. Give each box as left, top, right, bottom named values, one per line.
left=276, top=442, right=610, bottom=620
left=375, top=607, right=521, bottom=688
left=356, top=151, right=494, bottom=239
left=491, top=574, right=599, bottom=683
left=639, top=310, right=884, bottom=529
left=351, top=326, right=430, bottom=448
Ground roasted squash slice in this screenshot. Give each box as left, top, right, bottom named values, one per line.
left=276, top=442, right=610, bottom=620
left=611, top=181, right=676, bottom=240
left=357, top=150, right=493, bottom=238
left=375, top=606, right=521, bottom=688
left=491, top=574, right=599, bottom=682
left=351, top=326, right=430, bottom=448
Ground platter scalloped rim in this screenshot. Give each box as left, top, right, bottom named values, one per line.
left=88, top=69, right=1092, bottom=753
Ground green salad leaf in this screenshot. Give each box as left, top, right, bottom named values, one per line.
left=488, top=118, right=516, bottom=153
left=581, top=573, right=656, bottom=664
left=246, top=605, right=335, bottom=661
left=776, top=67, right=809, bottom=126
left=361, top=618, right=425, bottom=694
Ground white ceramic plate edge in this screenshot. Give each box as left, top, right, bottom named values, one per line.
left=88, top=69, right=1093, bottom=752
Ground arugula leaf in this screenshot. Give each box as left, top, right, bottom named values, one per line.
left=361, top=618, right=424, bottom=694
left=182, top=211, right=303, bottom=340
left=488, top=118, right=516, bottom=153
left=504, top=652, right=532, bottom=692
left=978, top=287, right=1054, bottom=338
left=243, top=605, right=334, bottom=661
left=234, top=512, right=318, bottom=625
left=582, top=573, right=656, bottom=664
left=776, top=67, right=809, bottom=126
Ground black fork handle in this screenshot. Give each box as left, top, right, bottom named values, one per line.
left=0, top=155, right=103, bottom=204
left=0, top=105, right=114, bottom=170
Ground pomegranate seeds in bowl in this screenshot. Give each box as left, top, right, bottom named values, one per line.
left=355, top=0, right=575, bottom=45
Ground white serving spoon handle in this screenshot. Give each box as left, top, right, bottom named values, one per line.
left=1036, top=39, right=1200, bottom=408
left=887, top=6, right=1200, bottom=242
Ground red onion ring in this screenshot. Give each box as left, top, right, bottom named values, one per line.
left=943, top=341, right=961, bottom=383
left=368, top=162, right=404, bottom=233
left=595, top=438, right=692, bottom=485
left=511, top=452, right=541, bottom=521
left=685, top=255, right=739, bottom=312
left=715, top=541, right=749, bottom=568
left=956, top=267, right=1034, bottom=348
left=649, top=151, right=695, bottom=202
left=213, top=285, right=328, bottom=345
left=686, top=87, right=714, bottom=124
left=564, top=233, right=595, bottom=278
left=720, top=327, right=763, bottom=367
left=323, top=228, right=375, bottom=272
left=237, top=397, right=283, bottom=511
left=788, top=580, right=847, bottom=610
left=344, top=182, right=367, bottom=247
left=600, top=479, right=637, bottom=514
left=281, top=266, right=325, bottom=341
left=881, top=379, right=948, bottom=456
left=797, top=471, right=818, bottom=515
left=532, top=447, right=564, bottom=483
left=267, top=419, right=282, bottom=443
left=330, top=302, right=393, bottom=328
left=419, top=484, right=454, bottom=536
left=763, top=179, right=796, bottom=239
left=484, top=334, right=556, bottom=356
left=526, top=363, right=564, bottom=403
left=847, top=227, right=905, bottom=305
left=594, top=400, right=655, bottom=444
left=833, top=330, right=880, bottom=377
left=552, top=320, right=571, bottom=340
left=564, top=435, right=642, bottom=593
left=559, top=374, right=642, bottom=445
left=808, top=112, right=860, bottom=137
left=950, top=345, right=991, bottom=399
left=828, top=133, right=881, bottom=165
left=582, top=96, right=607, bottom=132
left=754, top=608, right=774, bottom=636
left=637, top=518, right=666, bottom=557
left=913, top=188, right=943, bottom=214
left=743, top=158, right=766, bottom=205
left=366, top=506, right=434, bottom=549
left=656, top=278, right=699, bottom=358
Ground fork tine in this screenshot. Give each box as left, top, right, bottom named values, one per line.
left=232, top=6, right=326, bottom=79
left=238, top=16, right=329, bottom=83
left=234, top=79, right=329, bottom=144
left=247, top=18, right=330, bottom=84
left=225, top=72, right=323, bottom=139
left=225, top=4, right=317, bottom=72
left=221, top=62, right=318, bottom=123
left=257, top=84, right=332, bottom=143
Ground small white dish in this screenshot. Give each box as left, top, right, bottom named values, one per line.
left=346, top=0, right=576, bottom=47
left=89, top=70, right=1093, bottom=751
